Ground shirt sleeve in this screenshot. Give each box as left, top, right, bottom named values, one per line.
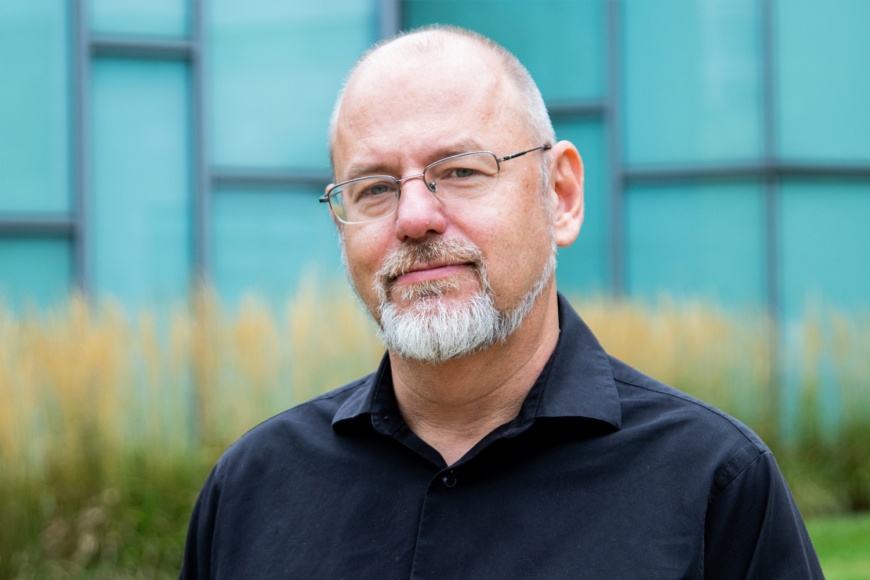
left=179, top=460, right=224, bottom=579
left=703, top=447, right=824, bottom=579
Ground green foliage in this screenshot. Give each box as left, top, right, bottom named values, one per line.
left=2, top=450, right=217, bottom=578
left=806, top=512, right=870, bottom=580
left=0, top=289, right=868, bottom=577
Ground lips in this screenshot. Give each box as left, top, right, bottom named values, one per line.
left=375, top=238, right=487, bottom=303
left=393, top=262, right=475, bottom=285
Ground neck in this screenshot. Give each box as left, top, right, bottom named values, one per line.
left=389, top=288, right=561, bottom=465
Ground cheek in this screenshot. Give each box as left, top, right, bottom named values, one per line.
left=490, top=200, right=554, bottom=286
left=342, top=229, right=388, bottom=298
left=346, top=247, right=375, bottom=287
left=462, top=213, right=529, bottom=286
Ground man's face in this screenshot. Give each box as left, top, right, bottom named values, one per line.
left=331, top=42, right=556, bottom=359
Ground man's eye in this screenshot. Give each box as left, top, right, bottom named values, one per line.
left=451, top=167, right=477, bottom=178
left=359, top=183, right=392, bottom=198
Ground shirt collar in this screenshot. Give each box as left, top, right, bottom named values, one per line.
left=332, top=293, right=622, bottom=432
left=533, top=293, right=621, bottom=428
left=331, top=355, right=388, bottom=427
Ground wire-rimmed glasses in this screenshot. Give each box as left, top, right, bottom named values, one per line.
left=320, top=144, right=551, bottom=224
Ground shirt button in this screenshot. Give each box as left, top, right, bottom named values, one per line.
left=442, top=474, right=457, bottom=488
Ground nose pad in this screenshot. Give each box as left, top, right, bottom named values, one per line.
left=398, top=176, right=436, bottom=205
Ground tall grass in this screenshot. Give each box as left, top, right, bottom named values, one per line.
left=1, top=285, right=868, bottom=576
left=0, top=282, right=382, bottom=577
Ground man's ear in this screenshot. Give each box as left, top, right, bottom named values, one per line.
left=547, top=141, right=584, bottom=247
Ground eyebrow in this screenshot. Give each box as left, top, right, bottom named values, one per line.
left=341, top=139, right=487, bottom=181
left=343, top=162, right=393, bottom=181
left=427, top=138, right=487, bottom=161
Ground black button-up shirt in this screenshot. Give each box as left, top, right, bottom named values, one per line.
left=181, top=295, right=822, bottom=578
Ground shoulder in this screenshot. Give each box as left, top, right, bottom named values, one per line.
left=607, top=356, right=771, bottom=491
left=610, top=355, right=764, bottom=443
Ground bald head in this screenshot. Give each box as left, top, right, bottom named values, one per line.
left=328, top=26, right=555, bottom=172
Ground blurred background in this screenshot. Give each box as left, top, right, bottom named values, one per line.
left=1, top=0, right=869, bottom=577
left=3, top=0, right=870, bottom=318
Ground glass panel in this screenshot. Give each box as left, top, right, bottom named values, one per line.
left=776, top=0, right=870, bottom=161
left=212, top=187, right=345, bottom=306
left=404, top=0, right=605, bottom=102
left=552, top=119, right=609, bottom=295
left=622, top=0, right=762, bottom=165
left=626, top=181, right=765, bottom=308
left=209, top=1, right=377, bottom=171
left=779, top=179, right=870, bottom=319
left=90, top=0, right=188, bottom=37
left=0, top=2, right=69, bottom=213
left=0, top=237, right=71, bottom=309
left=91, top=59, right=191, bottom=308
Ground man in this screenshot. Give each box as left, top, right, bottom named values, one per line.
left=182, top=26, right=822, bottom=578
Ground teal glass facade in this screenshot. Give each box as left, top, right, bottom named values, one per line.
left=625, top=181, right=766, bottom=308
left=0, top=2, right=70, bottom=214
left=622, top=0, right=763, bottom=165
left=210, top=1, right=375, bottom=171
left=90, top=0, right=189, bottom=36
left=212, top=186, right=344, bottom=305
left=776, top=0, right=870, bottom=162
left=1, top=0, right=868, bottom=321
left=91, top=59, right=192, bottom=306
left=0, top=237, right=71, bottom=308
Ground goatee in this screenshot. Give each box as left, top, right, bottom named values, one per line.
left=373, top=237, right=555, bottom=363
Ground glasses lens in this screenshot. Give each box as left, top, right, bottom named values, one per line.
left=331, top=177, right=399, bottom=223
left=425, top=152, right=499, bottom=199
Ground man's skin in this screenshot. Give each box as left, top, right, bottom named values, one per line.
left=330, top=35, right=585, bottom=465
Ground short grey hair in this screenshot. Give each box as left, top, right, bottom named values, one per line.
left=327, top=25, right=556, bottom=174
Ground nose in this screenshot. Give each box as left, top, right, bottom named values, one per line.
left=393, top=176, right=448, bottom=241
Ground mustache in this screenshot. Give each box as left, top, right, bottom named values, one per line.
left=374, top=238, right=488, bottom=297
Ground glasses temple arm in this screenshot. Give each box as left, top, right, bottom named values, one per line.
left=496, top=144, right=552, bottom=163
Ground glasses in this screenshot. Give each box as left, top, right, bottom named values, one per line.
left=320, top=144, right=552, bottom=224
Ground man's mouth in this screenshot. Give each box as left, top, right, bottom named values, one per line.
left=392, top=262, right=475, bottom=286
left=374, top=238, right=488, bottom=304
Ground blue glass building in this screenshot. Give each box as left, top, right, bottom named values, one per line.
left=1, top=0, right=869, bottom=322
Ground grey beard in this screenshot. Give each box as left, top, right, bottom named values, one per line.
left=339, top=186, right=557, bottom=364
left=375, top=240, right=556, bottom=364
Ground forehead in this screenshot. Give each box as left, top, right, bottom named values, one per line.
left=333, top=40, right=525, bottom=175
